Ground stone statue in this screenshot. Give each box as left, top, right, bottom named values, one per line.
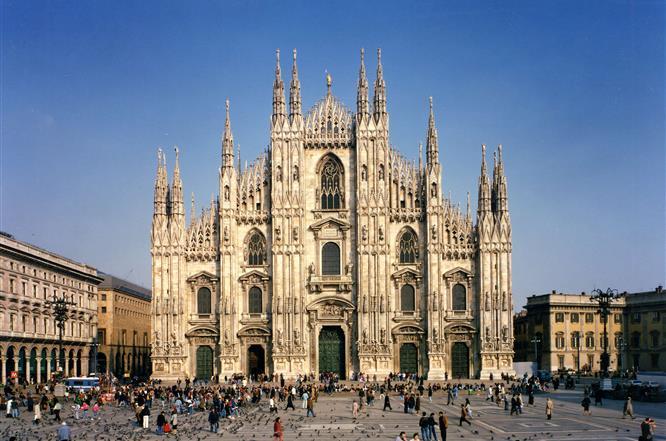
left=432, top=327, right=438, bottom=341
left=501, top=325, right=508, bottom=341
left=378, top=226, right=384, bottom=241
left=224, top=186, right=230, bottom=201
left=485, top=292, right=490, bottom=311
left=485, top=326, right=490, bottom=340
left=380, top=329, right=386, bottom=344
left=292, top=227, right=299, bottom=242
left=276, top=296, right=282, bottom=313
left=345, top=262, right=353, bottom=276
left=153, top=331, right=161, bottom=346
left=362, top=329, right=368, bottom=345
left=275, top=226, right=281, bottom=242
left=224, top=329, right=230, bottom=346
left=431, top=225, right=437, bottom=240
left=293, top=166, right=299, bottom=181
left=502, top=291, right=507, bottom=310
left=308, top=263, right=315, bottom=277
left=276, top=329, right=282, bottom=345
left=362, top=225, right=368, bottom=241
left=275, top=165, right=282, bottom=182
left=224, top=226, right=229, bottom=243
left=294, top=329, right=300, bottom=345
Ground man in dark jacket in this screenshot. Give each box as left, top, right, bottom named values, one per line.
left=419, top=412, right=430, bottom=441
left=208, top=409, right=220, bottom=433
left=428, top=412, right=438, bottom=441
left=383, top=394, right=392, bottom=411
left=438, top=411, right=448, bottom=441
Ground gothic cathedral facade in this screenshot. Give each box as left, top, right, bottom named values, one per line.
left=150, top=49, right=515, bottom=381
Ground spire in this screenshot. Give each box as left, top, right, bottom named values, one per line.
left=418, top=142, right=423, bottom=171
left=153, top=148, right=168, bottom=216
left=478, top=144, right=491, bottom=214
left=325, top=70, right=332, bottom=96
left=289, top=49, right=301, bottom=119
left=190, top=192, right=195, bottom=225
left=272, top=49, right=286, bottom=122
left=494, top=144, right=509, bottom=213
left=373, top=48, right=386, bottom=119
left=467, top=192, right=471, bottom=219
left=222, top=99, right=234, bottom=168
left=171, top=146, right=184, bottom=218
left=426, top=96, right=439, bottom=166
left=357, top=48, right=370, bottom=118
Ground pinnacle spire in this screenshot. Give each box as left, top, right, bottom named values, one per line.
left=373, top=48, right=386, bottom=118
left=418, top=142, right=423, bottom=171
left=426, top=96, right=439, bottom=166
left=357, top=48, right=370, bottom=118
left=154, top=148, right=168, bottom=216
left=222, top=99, right=234, bottom=168
left=478, top=144, right=491, bottom=214
left=289, top=48, right=301, bottom=119
left=272, top=49, right=286, bottom=121
left=190, top=192, right=195, bottom=225
left=171, top=146, right=184, bottom=218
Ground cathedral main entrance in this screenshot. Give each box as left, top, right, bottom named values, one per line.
left=399, top=343, right=418, bottom=374
left=247, top=345, right=265, bottom=379
left=196, top=346, right=213, bottom=380
left=451, top=342, right=469, bottom=379
left=318, top=326, right=345, bottom=379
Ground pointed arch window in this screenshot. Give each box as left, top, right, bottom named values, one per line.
left=320, top=156, right=344, bottom=209
left=197, top=287, right=211, bottom=315
left=247, top=232, right=266, bottom=266
left=398, top=229, right=418, bottom=263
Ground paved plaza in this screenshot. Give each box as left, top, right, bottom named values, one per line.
left=0, top=386, right=663, bottom=440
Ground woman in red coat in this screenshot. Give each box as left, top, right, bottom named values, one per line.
left=273, top=416, right=284, bottom=441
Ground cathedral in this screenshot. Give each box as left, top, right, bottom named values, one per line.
left=150, top=49, right=515, bottom=381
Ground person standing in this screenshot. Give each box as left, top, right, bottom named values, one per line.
left=208, top=408, right=220, bottom=433
left=640, top=417, right=655, bottom=441
left=53, top=399, right=62, bottom=422
left=33, top=403, right=41, bottom=425
left=352, top=399, right=359, bottom=418
left=428, top=412, right=439, bottom=441
left=302, top=390, right=309, bottom=409
left=545, top=397, right=553, bottom=420
left=285, top=392, right=295, bottom=410
left=446, top=388, right=454, bottom=406
left=459, top=404, right=471, bottom=426
left=415, top=394, right=421, bottom=413
left=438, top=411, right=448, bottom=441
left=428, top=386, right=433, bottom=402
left=156, top=411, right=166, bottom=435
left=273, top=416, right=284, bottom=441
left=419, top=412, right=431, bottom=441
left=57, top=422, right=71, bottom=441
left=581, top=396, right=591, bottom=415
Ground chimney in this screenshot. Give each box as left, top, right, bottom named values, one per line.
left=657, top=285, right=663, bottom=293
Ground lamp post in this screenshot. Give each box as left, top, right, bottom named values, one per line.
left=590, top=288, right=620, bottom=378
left=46, top=293, right=76, bottom=376
left=531, top=336, right=541, bottom=370
left=90, top=337, right=100, bottom=376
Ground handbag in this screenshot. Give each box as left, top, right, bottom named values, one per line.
left=163, top=422, right=171, bottom=433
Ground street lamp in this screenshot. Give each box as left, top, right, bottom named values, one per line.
left=90, top=337, right=100, bottom=376
left=531, top=336, right=541, bottom=370
left=590, top=288, right=621, bottom=378
left=46, top=293, right=76, bottom=375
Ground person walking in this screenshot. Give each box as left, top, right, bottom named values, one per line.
left=545, top=397, right=553, bottom=420
left=459, top=404, right=471, bottom=426
left=269, top=397, right=278, bottom=413
left=415, top=394, right=421, bottom=413
left=581, top=396, right=591, bottom=415
left=306, top=396, right=315, bottom=417
left=302, top=390, right=309, bottom=409
left=446, top=388, right=454, bottom=406
left=285, top=392, right=295, bottom=410
left=33, top=403, right=41, bottom=425
left=53, top=399, right=62, bottom=422
left=156, top=411, right=166, bottom=435
left=623, top=396, right=634, bottom=419
left=273, top=416, right=284, bottom=441
left=438, top=411, right=448, bottom=441
left=640, top=417, right=655, bottom=441
left=383, top=393, right=392, bottom=411
left=352, top=399, right=359, bottom=419
left=428, top=386, right=433, bottom=402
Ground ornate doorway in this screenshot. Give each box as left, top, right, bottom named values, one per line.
left=196, top=346, right=213, bottom=380
left=451, top=342, right=469, bottom=379
left=399, top=343, right=418, bottom=374
left=247, top=345, right=265, bottom=378
left=318, top=326, right=345, bottom=379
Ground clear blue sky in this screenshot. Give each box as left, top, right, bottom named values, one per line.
left=1, top=1, right=664, bottom=310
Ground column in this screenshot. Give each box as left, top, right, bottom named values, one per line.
left=64, top=352, right=70, bottom=377
left=81, top=356, right=89, bottom=377
left=46, top=356, right=52, bottom=382
left=36, top=357, right=42, bottom=384
left=0, top=357, right=5, bottom=385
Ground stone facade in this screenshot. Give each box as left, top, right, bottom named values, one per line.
left=97, top=273, right=152, bottom=379
left=0, top=232, right=102, bottom=383
left=514, top=287, right=666, bottom=373
left=150, top=49, right=515, bottom=381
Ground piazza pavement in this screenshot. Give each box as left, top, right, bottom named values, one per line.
left=0, top=383, right=663, bottom=441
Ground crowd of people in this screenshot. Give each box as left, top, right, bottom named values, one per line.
left=0, top=370, right=659, bottom=441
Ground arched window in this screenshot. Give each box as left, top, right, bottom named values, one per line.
left=400, top=285, right=415, bottom=312
left=197, top=287, right=211, bottom=315
left=320, top=156, right=344, bottom=209
left=452, top=284, right=466, bottom=311
left=398, top=229, right=418, bottom=263
left=321, top=242, right=341, bottom=275
left=248, top=287, right=262, bottom=314
left=247, top=232, right=266, bottom=266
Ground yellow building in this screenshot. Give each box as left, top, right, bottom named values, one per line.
left=514, top=287, right=666, bottom=373
left=97, top=274, right=151, bottom=379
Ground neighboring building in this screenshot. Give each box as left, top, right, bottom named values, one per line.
left=97, top=273, right=151, bottom=379
left=151, top=49, right=515, bottom=381
left=0, top=232, right=102, bottom=383
left=624, top=287, right=666, bottom=372
left=514, top=287, right=666, bottom=373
